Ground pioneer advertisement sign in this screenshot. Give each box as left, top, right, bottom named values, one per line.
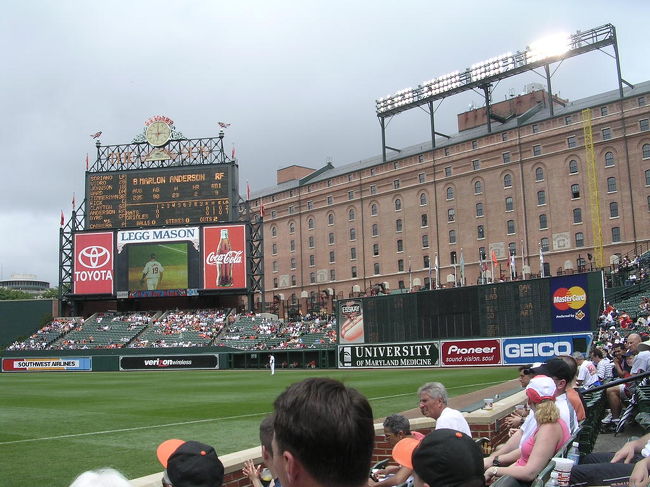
left=440, top=339, right=501, bottom=366
left=338, top=342, right=439, bottom=368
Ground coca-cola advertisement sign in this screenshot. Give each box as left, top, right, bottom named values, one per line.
left=74, top=232, right=114, bottom=294
left=440, top=339, right=501, bottom=366
left=203, top=225, right=246, bottom=289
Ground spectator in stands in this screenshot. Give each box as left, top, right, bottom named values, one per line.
left=483, top=358, right=578, bottom=471
left=369, top=414, right=424, bottom=487
left=393, top=429, right=485, bottom=487
left=603, top=333, right=646, bottom=425
left=157, top=439, right=224, bottom=487
left=556, top=355, right=586, bottom=422
left=570, top=432, right=650, bottom=486
left=418, top=382, right=471, bottom=436
left=572, top=352, right=600, bottom=389
left=243, top=414, right=281, bottom=487
left=591, top=348, right=613, bottom=382
left=483, top=375, right=570, bottom=487
left=69, top=468, right=132, bottom=487
left=271, top=377, right=374, bottom=487
left=505, top=365, right=535, bottom=429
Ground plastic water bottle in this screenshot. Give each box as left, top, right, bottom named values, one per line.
left=545, top=471, right=559, bottom=487
left=567, top=442, right=580, bottom=464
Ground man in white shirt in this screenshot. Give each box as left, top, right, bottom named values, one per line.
left=418, top=382, right=471, bottom=436
left=573, top=351, right=600, bottom=388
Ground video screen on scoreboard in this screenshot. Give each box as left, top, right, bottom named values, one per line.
left=114, top=227, right=201, bottom=293
left=127, top=243, right=188, bottom=291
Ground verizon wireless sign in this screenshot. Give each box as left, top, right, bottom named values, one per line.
left=119, top=354, right=219, bottom=370
left=441, top=339, right=501, bottom=366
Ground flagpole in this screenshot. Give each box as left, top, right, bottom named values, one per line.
left=435, top=253, right=439, bottom=290
left=408, top=256, right=412, bottom=292
left=521, top=239, right=526, bottom=279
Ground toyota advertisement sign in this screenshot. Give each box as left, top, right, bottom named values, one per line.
left=501, top=333, right=593, bottom=365
left=441, top=339, right=501, bottom=366
left=74, top=232, right=114, bottom=294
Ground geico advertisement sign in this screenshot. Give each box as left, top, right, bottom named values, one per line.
left=441, top=339, right=501, bottom=366
left=501, top=334, right=590, bottom=364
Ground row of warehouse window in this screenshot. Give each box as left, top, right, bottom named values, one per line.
left=271, top=224, right=624, bottom=286
left=267, top=144, right=650, bottom=219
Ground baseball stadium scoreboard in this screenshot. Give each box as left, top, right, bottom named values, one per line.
left=68, top=116, right=250, bottom=299
left=86, top=165, right=233, bottom=230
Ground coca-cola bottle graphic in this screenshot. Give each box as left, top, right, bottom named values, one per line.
left=216, top=228, right=233, bottom=287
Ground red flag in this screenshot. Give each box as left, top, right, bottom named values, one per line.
left=86, top=153, right=89, bottom=170
left=246, top=182, right=251, bottom=200
left=260, top=201, right=265, bottom=217
left=60, top=210, right=64, bottom=226
left=218, top=122, right=231, bottom=128
left=90, top=131, right=102, bottom=139
left=491, top=250, right=498, bottom=266
left=231, top=145, right=236, bottom=159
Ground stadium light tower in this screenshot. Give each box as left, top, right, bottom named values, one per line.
left=375, top=23, right=629, bottom=162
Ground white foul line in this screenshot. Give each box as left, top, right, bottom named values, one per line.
left=0, top=379, right=506, bottom=445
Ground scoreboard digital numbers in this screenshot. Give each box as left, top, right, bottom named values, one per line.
left=86, top=165, right=232, bottom=230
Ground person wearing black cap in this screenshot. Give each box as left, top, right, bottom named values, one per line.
left=157, top=439, right=224, bottom=487
left=483, top=358, right=578, bottom=471
left=393, top=429, right=485, bottom=487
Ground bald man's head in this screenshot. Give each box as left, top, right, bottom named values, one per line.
left=627, top=333, right=642, bottom=353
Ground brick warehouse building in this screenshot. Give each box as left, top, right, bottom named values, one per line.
left=248, top=81, right=650, bottom=312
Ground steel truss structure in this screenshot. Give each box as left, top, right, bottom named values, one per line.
left=376, top=23, right=628, bottom=162
left=59, top=131, right=264, bottom=312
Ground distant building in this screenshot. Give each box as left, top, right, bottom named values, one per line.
left=0, top=274, right=50, bottom=295
left=248, top=82, right=650, bottom=310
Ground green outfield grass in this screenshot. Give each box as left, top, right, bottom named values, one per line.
left=0, top=367, right=516, bottom=487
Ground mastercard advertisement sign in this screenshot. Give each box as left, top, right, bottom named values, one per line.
left=551, top=274, right=591, bottom=332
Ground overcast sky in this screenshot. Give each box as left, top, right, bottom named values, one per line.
left=1, top=1, right=648, bottom=287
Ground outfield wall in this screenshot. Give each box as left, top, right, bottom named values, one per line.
left=0, top=299, right=58, bottom=348
left=2, top=332, right=591, bottom=372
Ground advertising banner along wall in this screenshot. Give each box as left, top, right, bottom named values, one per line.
left=551, top=274, right=591, bottom=332
left=440, top=339, right=501, bottom=366
left=73, top=232, right=114, bottom=295
left=338, top=342, right=439, bottom=368
left=338, top=299, right=365, bottom=344
left=120, top=354, right=219, bottom=370
left=2, top=357, right=92, bottom=372
left=501, top=333, right=593, bottom=365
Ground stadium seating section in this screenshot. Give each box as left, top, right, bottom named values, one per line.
left=5, top=310, right=337, bottom=352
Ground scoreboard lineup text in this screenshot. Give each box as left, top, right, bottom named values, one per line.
left=86, top=166, right=231, bottom=229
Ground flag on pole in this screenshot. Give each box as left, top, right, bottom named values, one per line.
left=434, top=253, right=439, bottom=289
left=60, top=210, right=64, bottom=226
left=491, top=250, right=498, bottom=266
left=72, top=192, right=76, bottom=210
left=510, top=252, right=517, bottom=279
left=246, top=182, right=251, bottom=201
left=231, top=144, right=236, bottom=159
left=539, top=244, right=545, bottom=277
left=428, top=261, right=433, bottom=290
left=259, top=201, right=265, bottom=218
left=90, top=131, right=102, bottom=139
left=408, top=257, right=412, bottom=292
left=459, top=248, right=465, bottom=286
left=218, top=122, right=231, bottom=129
left=85, top=153, right=89, bottom=170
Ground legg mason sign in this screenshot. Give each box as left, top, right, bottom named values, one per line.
left=338, top=341, right=439, bottom=368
